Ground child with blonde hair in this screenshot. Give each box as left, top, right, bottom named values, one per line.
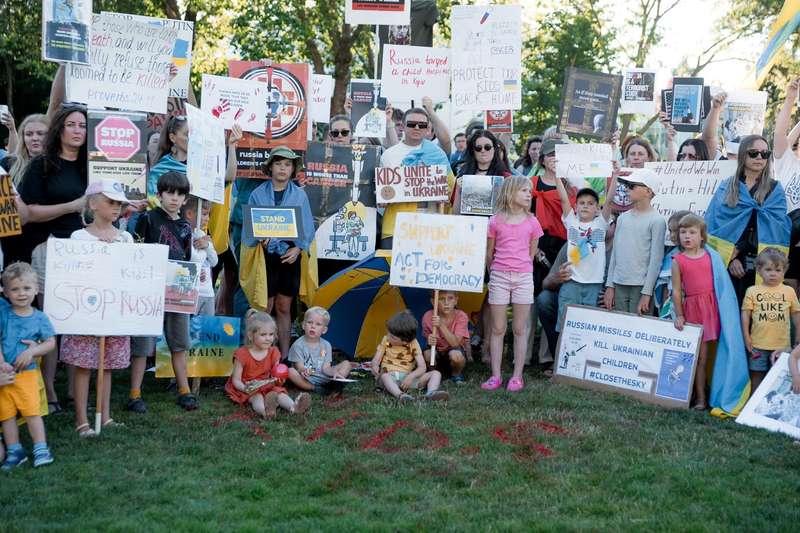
left=287, top=306, right=353, bottom=393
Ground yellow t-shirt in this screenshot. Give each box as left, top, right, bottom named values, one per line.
left=742, top=284, right=800, bottom=350
left=377, top=336, right=422, bottom=373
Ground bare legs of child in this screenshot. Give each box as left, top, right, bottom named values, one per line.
left=249, top=391, right=311, bottom=419
left=693, top=342, right=709, bottom=410
left=287, top=361, right=353, bottom=391
left=488, top=303, right=530, bottom=390
left=379, top=371, right=448, bottom=402
left=73, top=367, right=113, bottom=436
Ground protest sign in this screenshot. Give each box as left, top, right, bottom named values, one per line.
left=88, top=110, right=147, bottom=201
left=0, top=171, right=22, bottom=237
left=249, top=207, right=301, bottom=239
left=42, top=0, right=92, bottom=64
left=721, top=91, right=768, bottom=153
left=185, top=104, right=226, bottom=204
left=670, top=77, right=704, bottom=133
left=201, top=74, right=267, bottom=133
left=485, top=110, right=513, bottom=134
left=661, top=89, right=673, bottom=117
left=156, top=316, right=239, bottom=378
left=555, top=143, right=613, bottom=189
left=558, top=68, right=622, bottom=139
left=345, top=0, right=410, bottom=25
left=43, top=239, right=168, bottom=335
left=304, top=142, right=379, bottom=261
left=375, top=165, right=449, bottom=204
left=164, top=260, right=200, bottom=314
left=459, top=175, right=503, bottom=216
left=390, top=213, right=488, bottom=293
left=229, top=61, right=310, bottom=176
left=554, top=305, right=702, bottom=408
left=66, top=13, right=177, bottom=114
left=380, top=45, right=450, bottom=103
left=310, top=74, right=334, bottom=124
left=451, top=5, right=522, bottom=111
left=351, top=79, right=387, bottom=139
left=736, top=353, right=800, bottom=439
left=620, top=68, right=657, bottom=115
left=646, top=160, right=738, bottom=220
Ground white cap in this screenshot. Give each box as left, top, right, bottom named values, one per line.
left=85, top=179, right=128, bottom=202
left=620, top=168, right=661, bottom=195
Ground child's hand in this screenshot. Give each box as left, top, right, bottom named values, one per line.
left=0, top=363, right=15, bottom=386
left=200, top=269, right=208, bottom=283
left=194, top=235, right=210, bottom=249
left=793, top=376, right=800, bottom=394
left=14, top=349, right=35, bottom=372
left=636, top=295, right=651, bottom=315
left=427, top=334, right=437, bottom=347
left=674, top=316, right=685, bottom=331
left=603, top=287, right=615, bottom=310
left=400, top=376, right=414, bottom=391
left=743, top=337, right=752, bottom=354
left=770, top=350, right=785, bottom=365
left=301, top=368, right=312, bottom=378
left=431, top=315, right=441, bottom=328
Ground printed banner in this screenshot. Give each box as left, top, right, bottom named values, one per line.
left=721, top=90, right=768, bottom=154
left=645, top=160, right=738, bottom=220
left=156, top=316, right=240, bottom=378
left=390, top=213, right=488, bottom=293
left=88, top=110, right=148, bottom=201
left=555, top=143, right=614, bottom=189
left=250, top=207, right=300, bottom=239
left=0, top=171, right=22, bottom=237
left=164, top=260, right=200, bottom=314
left=380, top=45, right=450, bottom=103
left=620, top=68, right=657, bottom=115
left=736, top=353, right=800, bottom=439
left=66, top=13, right=177, bottom=114
left=558, top=67, right=622, bottom=139
left=185, top=104, right=226, bottom=204
left=345, top=0, right=410, bottom=25
left=451, top=5, right=522, bottom=111
left=42, top=0, right=92, bottom=64
left=554, top=305, right=702, bottom=408
left=485, top=110, right=513, bottom=134
left=201, top=74, right=267, bottom=133
left=375, top=164, right=449, bottom=203
left=43, top=239, right=168, bottom=335
left=351, top=79, right=387, bottom=139
left=310, top=74, right=334, bottom=124
left=670, top=77, right=704, bottom=133
left=459, top=175, right=503, bottom=216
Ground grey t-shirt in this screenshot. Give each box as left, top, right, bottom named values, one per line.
left=605, top=208, right=666, bottom=295
left=288, top=336, right=333, bottom=374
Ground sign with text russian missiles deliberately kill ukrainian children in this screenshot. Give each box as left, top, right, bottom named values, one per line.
left=553, top=305, right=702, bottom=408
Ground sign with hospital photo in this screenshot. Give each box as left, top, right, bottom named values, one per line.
left=720, top=90, right=768, bottom=154
left=737, top=353, right=800, bottom=439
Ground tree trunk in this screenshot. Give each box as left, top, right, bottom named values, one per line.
left=331, top=22, right=356, bottom=115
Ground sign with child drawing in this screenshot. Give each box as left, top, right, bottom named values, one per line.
left=201, top=74, right=267, bottom=133
left=186, top=103, right=226, bottom=204
left=736, top=352, right=800, bottom=439
left=390, top=213, right=488, bottom=293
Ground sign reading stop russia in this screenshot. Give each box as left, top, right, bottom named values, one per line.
left=95, top=116, right=140, bottom=161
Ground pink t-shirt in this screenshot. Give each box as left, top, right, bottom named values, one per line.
left=422, top=309, right=470, bottom=351
left=487, top=213, right=544, bottom=273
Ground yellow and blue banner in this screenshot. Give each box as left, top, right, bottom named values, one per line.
left=754, top=0, right=800, bottom=88
left=249, top=206, right=301, bottom=239
left=156, top=316, right=240, bottom=378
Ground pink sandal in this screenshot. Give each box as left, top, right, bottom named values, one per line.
left=507, top=376, right=524, bottom=392
left=481, top=376, right=503, bottom=390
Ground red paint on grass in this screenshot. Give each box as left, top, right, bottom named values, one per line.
left=492, top=420, right=566, bottom=462
left=213, top=409, right=272, bottom=441
left=459, top=446, right=481, bottom=456
left=306, top=411, right=363, bottom=442
left=362, top=420, right=449, bottom=453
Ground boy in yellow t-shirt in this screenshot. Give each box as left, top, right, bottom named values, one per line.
left=741, top=248, right=800, bottom=392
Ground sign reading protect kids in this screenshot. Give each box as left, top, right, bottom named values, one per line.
left=553, top=305, right=702, bottom=408
left=390, top=213, right=488, bottom=293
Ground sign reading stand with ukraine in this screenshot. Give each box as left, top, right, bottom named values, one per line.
left=249, top=207, right=301, bottom=239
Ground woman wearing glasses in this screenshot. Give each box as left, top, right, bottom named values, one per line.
left=327, top=115, right=353, bottom=145
left=451, top=130, right=511, bottom=213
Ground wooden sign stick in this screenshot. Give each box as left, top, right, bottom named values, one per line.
left=94, top=336, right=106, bottom=435
left=429, top=201, right=446, bottom=366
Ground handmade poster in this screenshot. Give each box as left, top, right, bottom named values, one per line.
left=185, top=104, right=226, bottom=204
left=737, top=353, right=800, bottom=439
left=390, top=213, right=488, bottom=293
left=87, top=110, right=147, bottom=201
left=459, top=175, right=503, bottom=216
left=380, top=45, right=450, bottom=103
left=670, top=77, right=704, bottom=133
left=164, top=260, right=200, bottom=314
left=345, top=0, right=410, bottom=26
left=310, top=74, right=334, bottom=124
left=66, top=13, right=177, bottom=114
left=102, top=12, right=194, bottom=99
left=646, top=160, right=738, bottom=221
left=553, top=305, right=702, bottom=408
left=620, top=68, right=657, bottom=115
left=485, top=110, right=513, bottom=134
left=156, top=316, right=240, bottom=378
left=304, top=142, right=379, bottom=261
left=42, top=0, right=92, bottom=64
left=249, top=207, right=300, bottom=239
left=558, top=68, right=622, bottom=139
left=351, top=79, right=387, bottom=139
left=555, top=143, right=613, bottom=189
left=229, top=61, right=310, bottom=176
left=0, top=171, right=22, bottom=237
left=375, top=164, right=449, bottom=204
left=450, top=5, right=522, bottom=111
left=201, top=74, right=267, bottom=133
left=43, top=239, right=168, bottom=335
left=720, top=91, right=768, bottom=154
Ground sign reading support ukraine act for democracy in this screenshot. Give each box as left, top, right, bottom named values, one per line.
left=554, top=305, right=702, bottom=408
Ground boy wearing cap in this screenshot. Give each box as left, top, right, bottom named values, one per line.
left=603, top=169, right=666, bottom=315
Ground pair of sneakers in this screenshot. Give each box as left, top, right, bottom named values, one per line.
left=1, top=447, right=54, bottom=470
left=481, top=375, right=524, bottom=392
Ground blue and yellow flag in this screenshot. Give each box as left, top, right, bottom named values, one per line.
left=754, top=0, right=800, bottom=87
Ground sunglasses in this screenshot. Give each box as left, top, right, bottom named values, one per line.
left=677, top=153, right=697, bottom=160
left=746, top=149, right=772, bottom=159
left=620, top=181, right=644, bottom=190
left=405, top=121, right=429, bottom=129
left=329, top=129, right=350, bottom=137
left=474, top=143, right=494, bottom=152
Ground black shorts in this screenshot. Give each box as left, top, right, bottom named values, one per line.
left=265, top=252, right=301, bottom=298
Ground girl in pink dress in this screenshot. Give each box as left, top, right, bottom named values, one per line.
left=671, top=214, right=720, bottom=410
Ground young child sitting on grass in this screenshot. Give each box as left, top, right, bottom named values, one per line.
left=422, top=290, right=469, bottom=384
left=287, top=306, right=353, bottom=394
left=370, top=311, right=449, bottom=403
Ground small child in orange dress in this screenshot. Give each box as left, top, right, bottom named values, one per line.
left=225, top=310, right=311, bottom=418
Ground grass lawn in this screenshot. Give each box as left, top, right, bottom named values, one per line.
left=2, top=362, right=799, bottom=532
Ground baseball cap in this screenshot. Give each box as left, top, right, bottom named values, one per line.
left=85, top=179, right=128, bottom=202
left=540, top=138, right=568, bottom=156
left=618, top=168, right=661, bottom=195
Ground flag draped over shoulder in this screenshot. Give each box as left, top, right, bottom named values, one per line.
left=754, top=0, right=800, bottom=87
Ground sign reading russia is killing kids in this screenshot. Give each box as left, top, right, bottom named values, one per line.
left=380, top=45, right=450, bottom=103
left=88, top=110, right=148, bottom=201
left=375, top=165, right=449, bottom=204
left=42, top=0, right=92, bottom=64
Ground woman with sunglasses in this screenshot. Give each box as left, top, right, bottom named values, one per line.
left=327, top=115, right=353, bottom=145
left=451, top=130, right=511, bottom=213
left=676, top=138, right=712, bottom=162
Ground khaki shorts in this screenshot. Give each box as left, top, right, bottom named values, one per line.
left=131, top=312, right=191, bottom=356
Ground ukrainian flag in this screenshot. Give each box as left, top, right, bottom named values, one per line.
left=754, top=0, right=800, bottom=88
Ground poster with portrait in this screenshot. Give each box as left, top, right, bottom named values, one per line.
left=558, top=68, right=622, bottom=139
left=737, top=353, right=800, bottom=439
left=620, top=68, right=657, bottom=115
left=350, top=79, right=387, bottom=139
left=720, top=91, right=768, bottom=154
left=42, top=0, right=92, bottom=64
left=670, top=77, right=704, bottom=133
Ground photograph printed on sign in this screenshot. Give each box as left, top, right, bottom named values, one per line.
left=88, top=110, right=148, bottom=201
left=720, top=91, right=768, bottom=153
left=459, top=175, right=503, bottom=216
left=42, top=0, right=92, bottom=64
left=670, top=78, right=704, bottom=132
left=620, top=68, right=657, bottom=115
left=737, top=353, right=800, bottom=439
left=558, top=68, right=622, bottom=139
left=164, top=260, right=201, bottom=314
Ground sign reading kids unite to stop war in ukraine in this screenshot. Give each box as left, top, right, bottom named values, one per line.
left=375, top=164, right=449, bottom=204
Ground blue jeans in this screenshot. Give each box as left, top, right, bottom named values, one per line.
left=557, top=281, right=603, bottom=332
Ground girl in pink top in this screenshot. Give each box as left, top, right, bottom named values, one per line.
left=671, top=214, right=720, bottom=410
left=482, top=176, right=544, bottom=392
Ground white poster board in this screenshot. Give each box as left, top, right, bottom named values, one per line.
left=737, top=353, right=800, bottom=439
left=390, top=213, right=487, bottom=293
left=43, top=239, right=168, bottom=335
left=620, top=68, right=657, bottom=115
left=646, top=160, right=738, bottom=220
left=309, top=74, right=334, bottom=124
left=201, top=74, right=267, bottom=133
left=66, top=13, right=177, bottom=114
left=42, top=0, right=92, bottom=64
left=450, top=5, right=522, bottom=111
left=721, top=90, right=768, bottom=154
left=375, top=164, right=449, bottom=203
left=345, top=0, right=410, bottom=25
left=186, top=104, right=226, bottom=204
left=554, top=305, right=702, bottom=408
left=380, top=45, right=450, bottom=103
left=555, top=143, right=613, bottom=187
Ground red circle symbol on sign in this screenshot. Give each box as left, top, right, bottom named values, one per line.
left=95, top=116, right=140, bottom=161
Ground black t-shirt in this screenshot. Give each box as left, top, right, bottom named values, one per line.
left=788, top=209, right=800, bottom=281
left=133, top=207, right=192, bottom=261
left=0, top=155, right=14, bottom=172
left=273, top=188, right=286, bottom=206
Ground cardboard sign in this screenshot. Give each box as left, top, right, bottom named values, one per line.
left=554, top=305, right=702, bottom=408
left=645, top=160, right=738, bottom=220
left=43, top=239, right=168, bottom=335
left=345, top=0, right=410, bottom=25
left=310, top=74, right=334, bottom=124
left=380, top=45, right=450, bottom=103
left=375, top=165, right=449, bottom=203
left=737, top=353, right=800, bottom=439
left=390, top=213, right=488, bottom=293
left=66, top=13, right=177, bottom=114
left=485, top=110, right=513, bottom=134
left=459, top=175, right=503, bottom=216
left=670, top=77, right=704, bottom=133
left=156, top=316, right=239, bottom=378
left=42, top=0, right=92, bottom=64
left=351, top=79, right=387, bottom=139
left=451, top=5, right=522, bottom=111
left=250, top=207, right=300, bottom=239
left=558, top=68, right=622, bottom=139
left=721, top=91, right=768, bottom=154
left=555, top=143, right=613, bottom=188
left=0, top=171, right=22, bottom=237
left=201, top=74, right=267, bottom=133
left=164, top=260, right=200, bottom=314
left=185, top=104, right=226, bottom=204
left=620, top=68, right=657, bottom=115
left=88, top=110, right=148, bottom=201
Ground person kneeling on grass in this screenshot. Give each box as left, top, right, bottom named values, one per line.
left=287, top=306, right=353, bottom=394
left=422, top=290, right=469, bottom=385
left=370, top=311, right=449, bottom=403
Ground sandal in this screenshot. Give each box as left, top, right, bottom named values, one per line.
left=48, top=401, right=63, bottom=415
left=76, top=423, right=97, bottom=438
left=102, top=419, right=125, bottom=429
left=293, top=393, right=311, bottom=415
left=691, top=403, right=708, bottom=411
